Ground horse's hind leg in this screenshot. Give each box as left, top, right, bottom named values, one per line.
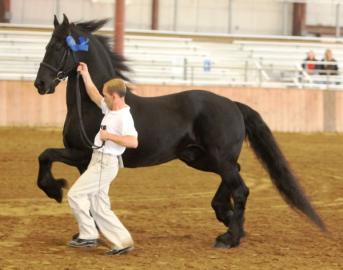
left=211, top=182, right=233, bottom=228
left=212, top=165, right=249, bottom=248
left=232, top=175, right=249, bottom=238
left=178, top=145, right=249, bottom=248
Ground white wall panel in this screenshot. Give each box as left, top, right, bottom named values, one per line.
left=306, top=3, right=338, bottom=27
left=231, top=0, right=290, bottom=35
left=8, top=0, right=343, bottom=36
left=126, top=0, right=151, bottom=29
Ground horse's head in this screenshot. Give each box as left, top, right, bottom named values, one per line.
left=35, top=14, right=130, bottom=95
left=34, top=14, right=88, bottom=95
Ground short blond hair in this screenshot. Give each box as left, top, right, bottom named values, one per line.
left=103, top=78, right=126, bottom=97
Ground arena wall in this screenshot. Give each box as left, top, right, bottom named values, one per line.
left=8, top=1, right=343, bottom=36
left=0, top=80, right=342, bottom=132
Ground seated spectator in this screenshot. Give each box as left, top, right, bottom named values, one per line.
left=302, top=50, right=319, bottom=75
left=319, top=49, right=339, bottom=76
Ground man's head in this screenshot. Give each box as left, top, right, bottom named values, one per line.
left=325, top=49, right=333, bottom=61
left=307, top=50, right=315, bottom=60
left=102, top=78, right=127, bottom=109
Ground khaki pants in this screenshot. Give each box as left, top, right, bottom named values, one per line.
left=67, top=151, right=133, bottom=249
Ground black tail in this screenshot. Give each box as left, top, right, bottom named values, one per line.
left=235, top=102, right=326, bottom=231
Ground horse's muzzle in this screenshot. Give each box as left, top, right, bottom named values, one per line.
left=34, top=79, right=55, bottom=95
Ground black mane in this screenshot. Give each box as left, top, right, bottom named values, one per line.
left=75, top=19, right=131, bottom=81
left=76, top=19, right=109, bottom=33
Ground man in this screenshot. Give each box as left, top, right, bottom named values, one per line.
left=67, top=62, right=138, bottom=256
left=302, top=50, right=319, bottom=75
left=319, top=49, right=339, bottom=76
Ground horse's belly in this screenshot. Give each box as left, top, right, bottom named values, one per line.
left=122, top=147, right=177, bottom=167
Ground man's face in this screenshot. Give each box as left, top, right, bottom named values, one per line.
left=103, top=87, right=114, bottom=110
left=326, top=50, right=333, bottom=60
left=308, top=51, right=315, bottom=60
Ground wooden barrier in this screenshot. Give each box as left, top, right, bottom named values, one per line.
left=0, top=80, right=342, bottom=132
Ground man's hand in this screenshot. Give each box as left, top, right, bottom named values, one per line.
left=77, top=62, right=89, bottom=77
left=100, top=130, right=109, bottom=141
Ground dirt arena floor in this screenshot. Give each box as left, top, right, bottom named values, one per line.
left=0, top=128, right=342, bottom=270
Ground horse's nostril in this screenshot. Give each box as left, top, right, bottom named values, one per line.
left=34, top=80, right=44, bottom=90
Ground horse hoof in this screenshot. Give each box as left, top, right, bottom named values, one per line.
left=49, top=188, right=63, bottom=203
left=214, top=240, right=232, bottom=249
left=214, top=231, right=239, bottom=249
left=54, top=192, right=63, bottom=203
left=46, top=179, right=66, bottom=203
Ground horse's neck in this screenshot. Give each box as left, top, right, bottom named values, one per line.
left=88, top=55, right=114, bottom=89
left=88, top=38, right=116, bottom=87
left=65, top=76, right=81, bottom=109
left=65, top=75, right=101, bottom=111
left=66, top=56, right=113, bottom=110
left=125, top=89, right=142, bottom=107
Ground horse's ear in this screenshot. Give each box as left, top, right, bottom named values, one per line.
left=53, top=15, right=59, bottom=28
left=62, top=14, right=69, bottom=26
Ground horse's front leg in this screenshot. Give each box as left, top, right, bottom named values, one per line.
left=37, top=148, right=91, bottom=203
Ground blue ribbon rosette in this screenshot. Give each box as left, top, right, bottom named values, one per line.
left=66, top=35, right=89, bottom=52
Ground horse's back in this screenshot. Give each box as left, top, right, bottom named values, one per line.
left=130, top=89, right=240, bottom=118
left=124, top=89, right=245, bottom=167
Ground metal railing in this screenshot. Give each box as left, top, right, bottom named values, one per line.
left=125, top=58, right=343, bottom=88
left=2, top=52, right=343, bottom=89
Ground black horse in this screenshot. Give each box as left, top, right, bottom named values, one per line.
left=34, top=15, right=325, bottom=248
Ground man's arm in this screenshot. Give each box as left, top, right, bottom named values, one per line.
left=77, top=62, right=102, bottom=107
left=100, top=130, right=138, bottom=149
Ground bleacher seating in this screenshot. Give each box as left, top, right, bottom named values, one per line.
left=0, top=26, right=343, bottom=89
left=233, top=40, right=343, bottom=87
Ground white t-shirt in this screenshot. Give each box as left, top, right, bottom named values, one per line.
left=93, top=98, right=138, bottom=156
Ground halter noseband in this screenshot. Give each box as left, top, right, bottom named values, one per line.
left=39, top=49, right=76, bottom=84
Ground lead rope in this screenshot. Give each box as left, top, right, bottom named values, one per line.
left=75, top=71, right=107, bottom=214
left=75, top=71, right=104, bottom=150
